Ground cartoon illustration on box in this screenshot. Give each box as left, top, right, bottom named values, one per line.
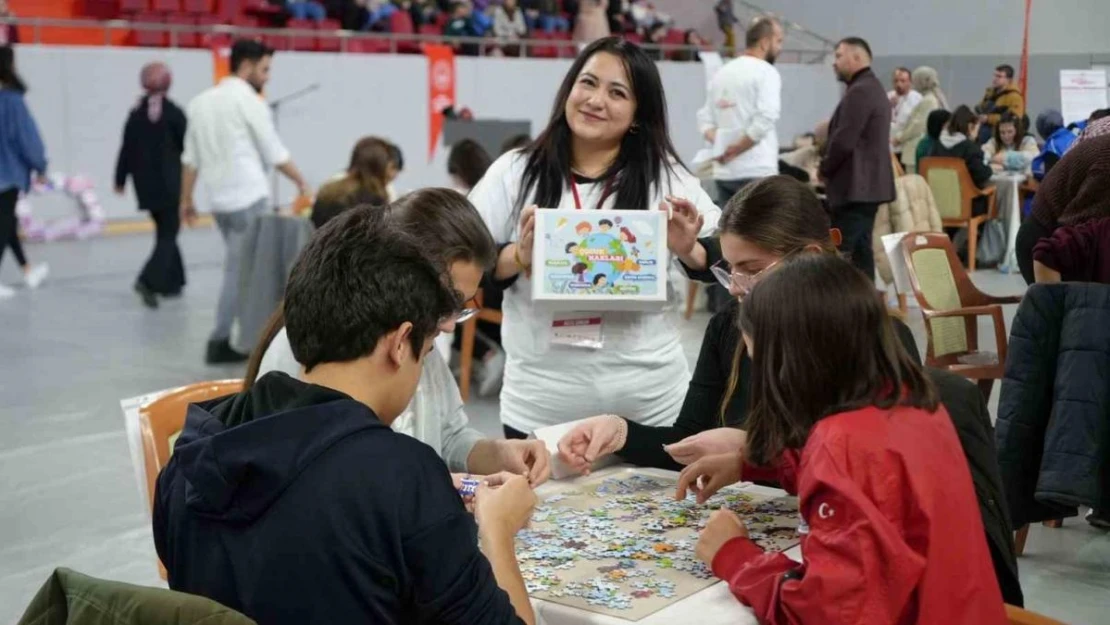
left=539, top=212, right=661, bottom=297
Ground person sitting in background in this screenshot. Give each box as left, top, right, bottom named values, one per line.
left=915, top=108, right=951, bottom=167
left=409, top=0, right=441, bottom=26
left=0, top=0, right=18, bottom=45
left=572, top=0, right=610, bottom=45
left=975, top=64, right=1024, bottom=144
left=672, top=29, right=706, bottom=62
left=492, top=0, right=528, bottom=55
left=310, top=136, right=391, bottom=229
left=779, top=122, right=826, bottom=183
left=677, top=253, right=1008, bottom=625
left=983, top=114, right=1038, bottom=172
left=928, top=104, right=993, bottom=193
left=444, top=2, right=481, bottom=56
left=282, top=0, right=328, bottom=21
left=155, top=205, right=538, bottom=625
left=894, top=66, right=945, bottom=173
left=522, top=0, right=569, bottom=33
left=500, top=132, right=531, bottom=154
left=1031, top=108, right=1083, bottom=181
left=643, top=21, right=668, bottom=60
left=1073, top=107, right=1110, bottom=145
left=1034, top=216, right=1110, bottom=284
left=364, top=0, right=399, bottom=31
left=714, top=0, right=737, bottom=53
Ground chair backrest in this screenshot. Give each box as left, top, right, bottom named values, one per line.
left=918, top=156, right=976, bottom=220
left=901, top=233, right=970, bottom=356
left=1005, top=605, right=1068, bottom=625
left=138, top=380, right=242, bottom=508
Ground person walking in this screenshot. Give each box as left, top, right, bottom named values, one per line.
left=0, top=44, right=48, bottom=299
left=819, top=36, right=895, bottom=281
left=115, top=62, right=188, bottom=308
left=179, top=39, right=310, bottom=364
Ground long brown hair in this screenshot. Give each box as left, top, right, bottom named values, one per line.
left=716, top=176, right=836, bottom=424
left=738, top=254, right=937, bottom=465
left=243, top=188, right=496, bottom=390
left=315, top=136, right=392, bottom=208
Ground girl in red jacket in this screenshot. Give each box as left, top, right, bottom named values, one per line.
left=676, top=253, right=1007, bottom=625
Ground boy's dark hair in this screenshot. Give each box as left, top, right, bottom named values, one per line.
left=230, top=39, right=274, bottom=73
left=739, top=254, right=937, bottom=465
left=837, top=36, right=872, bottom=59
left=947, top=104, right=978, bottom=137
left=447, top=139, right=493, bottom=190
left=387, top=142, right=404, bottom=172
left=284, top=206, right=458, bottom=373
left=745, top=17, right=778, bottom=48
left=565, top=242, right=577, bottom=253
left=599, top=219, right=613, bottom=227
left=1089, top=108, right=1110, bottom=122
left=926, top=108, right=952, bottom=140
left=995, top=64, right=1015, bottom=79
left=386, top=188, right=497, bottom=271
left=593, top=273, right=607, bottom=284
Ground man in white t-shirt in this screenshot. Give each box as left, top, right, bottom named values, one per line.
left=696, top=17, right=783, bottom=203
left=180, top=39, right=310, bottom=365
left=887, top=66, right=922, bottom=165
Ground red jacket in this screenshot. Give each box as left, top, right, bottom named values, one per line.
left=713, top=404, right=1007, bottom=625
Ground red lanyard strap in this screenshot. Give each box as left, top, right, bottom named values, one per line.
left=569, top=175, right=615, bottom=210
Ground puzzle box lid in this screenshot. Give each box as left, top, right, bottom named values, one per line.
left=531, top=208, right=669, bottom=312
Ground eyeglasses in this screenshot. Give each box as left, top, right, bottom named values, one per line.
left=710, top=259, right=779, bottom=297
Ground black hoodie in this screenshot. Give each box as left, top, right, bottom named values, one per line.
left=153, top=372, right=523, bottom=625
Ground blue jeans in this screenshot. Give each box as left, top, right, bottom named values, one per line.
left=288, top=1, right=326, bottom=21
left=211, top=199, right=266, bottom=341
left=528, top=15, right=569, bottom=33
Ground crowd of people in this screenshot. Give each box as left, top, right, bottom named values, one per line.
left=3, top=8, right=1108, bottom=621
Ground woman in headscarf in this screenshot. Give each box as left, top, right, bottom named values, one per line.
left=892, top=66, right=946, bottom=173
left=114, top=61, right=188, bottom=308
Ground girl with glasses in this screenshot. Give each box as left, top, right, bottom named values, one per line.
left=246, top=188, right=552, bottom=490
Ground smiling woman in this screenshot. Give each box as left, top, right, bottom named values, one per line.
left=469, top=36, right=722, bottom=437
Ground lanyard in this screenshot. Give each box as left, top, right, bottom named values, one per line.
left=569, top=175, right=615, bottom=210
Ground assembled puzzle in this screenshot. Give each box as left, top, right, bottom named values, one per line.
left=517, top=473, right=800, bottom=621
left=531, top=209, right=669, bottom=311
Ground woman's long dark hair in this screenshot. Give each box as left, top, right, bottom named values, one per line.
left=738, top=254, right=937, bottom=465
left=517, top=36, right=683, bottom=216
left=716, top=176, right=836, bottom=424
left=0, top=45, right=28, bottom=93
left=315, top=136, right=392, bottom=211
left=243, top=188, right=496, bottom=390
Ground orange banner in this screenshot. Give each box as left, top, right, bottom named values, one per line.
left=212, top=44, right=230, bottom=84
left=425, top=43, right=456, bottom=162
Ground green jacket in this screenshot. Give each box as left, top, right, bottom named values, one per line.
left=17, top=568, right=256, bottom=625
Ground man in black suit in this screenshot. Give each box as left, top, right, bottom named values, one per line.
left=819, top=37, right=896, bottom=281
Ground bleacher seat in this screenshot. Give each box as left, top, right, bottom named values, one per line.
left=315, top=20, right=342, bottom=52
left=664, top=28, right=685, bottom=60
left=263, top=33, right=290, bottom=51
left=119, top=0, right=151, bottom=15
left=347, top=36, right=391, bottom=54
left=151, top=0, right=182, bottom=12
left=217, top=0, right=241, bottom=21
left=167, top=14, right=199, bottom=47
left=133, top=12, right=168, bottom=47
left=196, top=14, right=227, bottom=48
left=531, top=31, right=557, bottom=59
left=417, top=24, right=439, bottom=37
left=183, top=0, right=215, bottom=15
left=231, top=15, right=259, bottom=29
left=552, top=31, right=575, bottom=58
left=388, top=11, right=421, bottom=54
left=287, top=19, right=316, bottom=51
left=84, top=0, right=119, bottom=20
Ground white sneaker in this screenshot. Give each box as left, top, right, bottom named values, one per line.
left=24, top=263, right=49, bottom=289
left=0, top=283, right=14, bottom=299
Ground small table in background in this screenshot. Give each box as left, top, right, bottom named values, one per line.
left=991, top=171, right=1027, bottom=274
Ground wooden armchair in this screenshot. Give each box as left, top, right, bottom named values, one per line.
left=1005, top=604, right=1067, bottom=625
left=139, top=379, right=243, bottom=579
left=458, top=289, right=503, bottom=402
left=901, top=233, right=1021, bottom=400
left=917, top=156, right=998, bottom=271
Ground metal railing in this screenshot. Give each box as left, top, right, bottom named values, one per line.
left=0, top=16, right=831, bottom=64
left=734, top=0, right=836, bottom=54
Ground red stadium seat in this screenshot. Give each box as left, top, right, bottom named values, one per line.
left=347, top=36, right=391, bottom=54
left=183, top=0, right=215, bottom=15
left=552, top=31, right=575, bottom=58
left=263, top=33, right=290, bottom=51
left=119, top=0, right=151, bottom=15
left=217, top=0, right=240, bottom=21
left=530, top=31, right=557, bottom=59
left=195, top=14, right=226, bottom=48
left=389, top=10, right=421, bottom=54
left=167, top=14, right=199, bottom=47
left=151, top=0, right=182, bottom=12
left=287, top=19, right=316, bottom=51
left=315, top=20, right=342, bottom=52
left=133, top=12, right=168, bottom=47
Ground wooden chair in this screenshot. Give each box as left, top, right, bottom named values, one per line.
left=139, top=379, right=243, bottom=579
left=1013, top=518, right=1064, bottom=557
left=891, top=152, right=906, bottom=178
left=458, top=289, right=503, bottom=402
left=901, top=233, right=1021, bottom=400
left=1005, top=604, right=1068, bottom=625
left=917, top=156, right=998, bottom=271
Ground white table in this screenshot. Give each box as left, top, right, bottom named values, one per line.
left=530, top=466, right=801, bottom=625
left=991, top=171, right=1027, bottom=274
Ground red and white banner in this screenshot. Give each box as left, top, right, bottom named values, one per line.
left=425, top=43, right=456, bottom=162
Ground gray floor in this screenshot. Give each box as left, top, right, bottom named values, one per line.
left=1, top=229, right=1106, bottom=624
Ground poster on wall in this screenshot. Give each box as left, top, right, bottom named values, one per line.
left=1059, top=69, right=1108, bottom=125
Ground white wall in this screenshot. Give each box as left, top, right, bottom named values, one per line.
left=16, top=45, right=839, bottom=220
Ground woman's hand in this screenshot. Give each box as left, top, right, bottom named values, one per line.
left=494, top=439, right=552, bottom=486
left=515, top=205, right=537, bottom=273
left=664, top=428, right=747, bottom=466
left=675, top=451, right=744, bottom=505
left=661, top=196, right=704, bottom=259
left=991, top=151, right=1006, bottom=165
left=556, top=415, right=626, bottom=475
left=695, top=508, right=749, bottom=566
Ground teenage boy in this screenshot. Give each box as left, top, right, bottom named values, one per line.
left=153, top=207, right=536, bottom=624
